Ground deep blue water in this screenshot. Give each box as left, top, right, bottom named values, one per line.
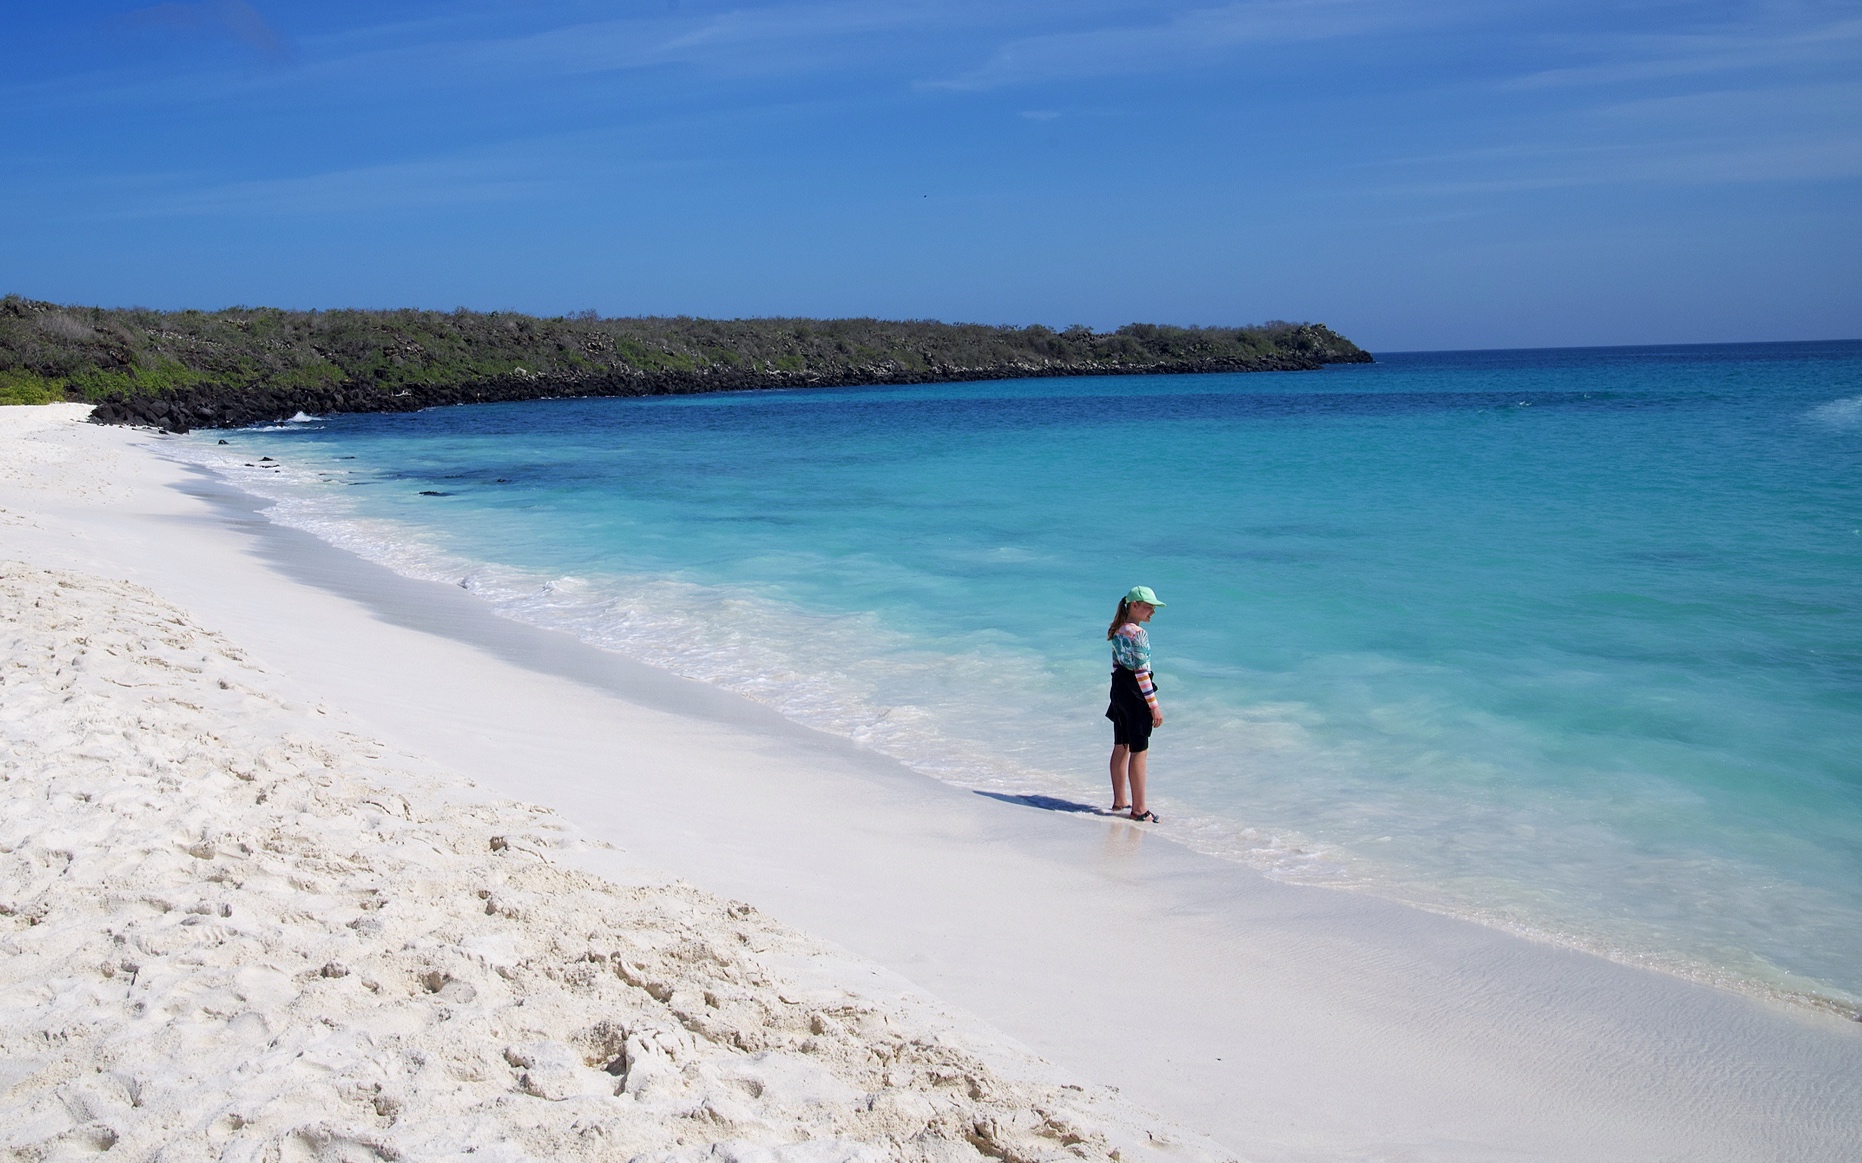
left=192, top=340, right=1862, bottom=1006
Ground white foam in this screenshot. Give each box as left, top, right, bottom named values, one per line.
left=168, top=435, right=1352, bottom=887
left=1808, top=395, right=1862, bottom=428
left=164, top=432, right=1862, bottom=1017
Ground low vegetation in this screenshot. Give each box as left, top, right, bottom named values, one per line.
left=0, top=295, right=1372, bottom=430
left=0, top=368, right=64, bottom=406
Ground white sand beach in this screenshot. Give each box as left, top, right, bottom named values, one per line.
left=4, top=402, right=1861, bottom=1162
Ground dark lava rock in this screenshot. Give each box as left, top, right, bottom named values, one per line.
left=83, top=346, right=1373, bottom=435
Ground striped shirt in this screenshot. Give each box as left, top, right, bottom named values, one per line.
left=1111, top=623, right=1158, bottom=707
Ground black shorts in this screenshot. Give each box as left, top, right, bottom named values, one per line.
left=1106, top=667, right=1153, bottom=752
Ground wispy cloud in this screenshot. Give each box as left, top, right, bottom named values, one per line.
left=1506, top=16, right=1862, bottom=90
left=655, top=1, right=951, bottom=58
left=1370, top=79, right=1862, bottom=195
left=13, top=2, right=1860, bottom=221
left=94, top=155, right=550, bottom=221
left=924, top=0, right=1422, bottom=91
left=426, top=1, right=996, bottom=84
left=1381, top=135, right=1862, bottom=195
left=122, top=0, right=296, bottom=64
left=10, top=3, right=903, bottom=112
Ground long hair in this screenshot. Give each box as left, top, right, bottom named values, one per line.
left=1106, top=597, right=1132, bottom=641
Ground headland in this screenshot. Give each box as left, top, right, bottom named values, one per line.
left=0, top=297, right=1371, bottom=432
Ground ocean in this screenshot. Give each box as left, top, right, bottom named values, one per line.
left=183, top=340, right=1862, bottom=1012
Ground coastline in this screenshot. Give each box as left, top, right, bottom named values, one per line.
left=82, top=352, right=1361, bottom=434
left=0, top=404, right=1229, bottom=1161
left=0, top=297, right=1371, bottom=433
left=173, top=401, right=1862, bottom=1024
left=5, top=403, right=1862, bottom=1161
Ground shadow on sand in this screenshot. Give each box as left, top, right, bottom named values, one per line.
left=973, top=791, right=1108, bottom=815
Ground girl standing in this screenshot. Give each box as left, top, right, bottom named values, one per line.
left=1106, top=585, right=1165, bottom=822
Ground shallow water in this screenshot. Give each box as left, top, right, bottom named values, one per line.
left=187, top=340, right=1862, bottom=1007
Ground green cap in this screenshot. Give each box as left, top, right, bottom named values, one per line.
left=1125, top=585, right=1165, bottom=608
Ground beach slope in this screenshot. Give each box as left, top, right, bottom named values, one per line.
left=3, top=403, right=1860, bottom=1162
left=0, top=559, right=1226, bottom=1161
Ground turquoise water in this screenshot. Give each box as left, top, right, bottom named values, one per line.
left=190, top=341, right=1862, bottom=1008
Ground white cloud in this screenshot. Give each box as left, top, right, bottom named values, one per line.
left=121, top=0, right=296, bottom=64
left=1506, top=15, right=1862, bottom=90
left=414, top=1, right=1015, bottom=83
left=924, top=0, right=1424, bottom=91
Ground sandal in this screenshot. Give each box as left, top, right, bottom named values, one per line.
left=1108, top=804, right=1131, bottom=813
left=1130, top=810, right=1159, bottom=823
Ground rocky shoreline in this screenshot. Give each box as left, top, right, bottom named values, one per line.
left=3, top=297, right=1374, bottom=432
left=85, top=352, right=1365, bottom=433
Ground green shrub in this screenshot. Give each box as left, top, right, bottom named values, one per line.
left=0, top=295, right=1369, bottom=412
left=0, top=369, right=62, bottom=406
left=66, top=358, right=205, bottom=400
left=271, top=361, right=348, bottom=390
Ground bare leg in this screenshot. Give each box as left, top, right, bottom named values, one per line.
left=1128, top=749, right=1149, bottom=818
left=1109, top=744, right=1131, bottom=810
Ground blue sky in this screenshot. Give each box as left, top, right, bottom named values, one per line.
left=2, top=1, right=1857, bottom=349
